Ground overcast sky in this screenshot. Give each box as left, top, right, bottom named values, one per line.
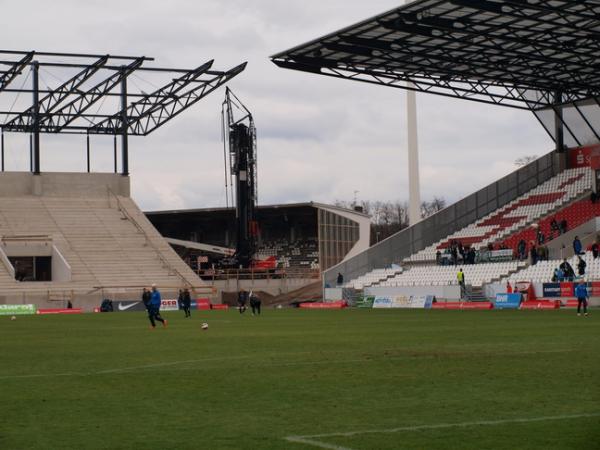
left=1, top=0, right=552, bottom=211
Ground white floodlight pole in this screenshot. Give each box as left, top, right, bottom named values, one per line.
left=407, top=86, right=421, bottom=225
left=406, top=0, right=421, bottom=226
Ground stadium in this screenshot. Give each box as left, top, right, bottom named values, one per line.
left=1, top=1, right=599, bottom=450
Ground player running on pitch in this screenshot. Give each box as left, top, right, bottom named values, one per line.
left=148, top=284, right=167, bottom=328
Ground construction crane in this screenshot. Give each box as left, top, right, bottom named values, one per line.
left=221, top=87, right=258, bottom=268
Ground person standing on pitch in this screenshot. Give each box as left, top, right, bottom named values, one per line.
left=142, top=287, right=151, bottom=311
left=237, top=289, right=248, bottom=314
left=249, top=290, right=261, bottom=315
left=148, top=284, right=167, bottom=328
left=182, top=288, right=192, bottom=318
left=575, top=280, right=589, bottom=317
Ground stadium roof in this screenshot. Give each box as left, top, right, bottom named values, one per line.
left=271, top=0, right=600, bottom=111
left=0, top=50, right=246, bottom=136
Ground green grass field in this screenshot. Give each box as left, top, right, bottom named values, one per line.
left=1, top=309, right=598, bottom=450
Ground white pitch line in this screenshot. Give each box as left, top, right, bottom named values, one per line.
left=0, top=348, right=573, bottom=380
left=284, top=412, right=600, bottom=450
left=0, top=372, right=85, bottom=380
left=94, top=354, right=254, bottom=374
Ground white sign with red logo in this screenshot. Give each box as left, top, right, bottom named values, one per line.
left=161, top=299, right=179, bottom=311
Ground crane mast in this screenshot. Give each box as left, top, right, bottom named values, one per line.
left=221, top=87, right=258, bottom=268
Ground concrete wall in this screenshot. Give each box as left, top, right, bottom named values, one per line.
left=0, top=172, right=130, bottom=198
left=212, top=277, right=316, bottom=299
left=546, top=218, right=600, bottom=260
left=364, top=285, right=461, bottom=300
left=2, top=240, right=53, bottom=257
left=51, top=246, right=72, bottom=282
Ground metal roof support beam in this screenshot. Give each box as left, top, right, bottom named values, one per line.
left=3, top=55, right=109, bottom=131
left=0, top=52, right=33, bottom=92
left=39, top=58, right=143, bottom=133
left=120, top=68, right=129, bottom=176
left=90, top=62, right=247, bottom=136
left=32, top=61, right=40, bottom=174
left=88, top=60, right=215, bottom=135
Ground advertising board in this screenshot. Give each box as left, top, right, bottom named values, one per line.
left=0, top=304, right=37, bottom=315
left=542, top=283, right=561, bottom=298
left=373, top=296, right=433, bottom=309
left=494, top=293, right=522, bottom=309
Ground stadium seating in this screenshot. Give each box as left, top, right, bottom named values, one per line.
left=405, top=167, right=591, bottom=262
left=502, top=251, right=599, bottom=284
left=343, top=267, right=403, bottom=289
left=257, top=239, right=319, bottom=269
left=375, top=261, right=526, bottom=287
left=498, top=198, right=600, bottom=253
left=0, top=194, right=204, bottom=295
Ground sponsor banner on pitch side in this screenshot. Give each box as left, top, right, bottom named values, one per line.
left=560, top=282, right=574, bottom=297
left=0, top=304, right=37, bottom=316
left=373, top=297, right=394, bottom=308
left=373, top=296, right=433, bottom=309
left=542, top=283, right=561, bottom=298
left=494, top=293, right=522, bottom=309
left=161, top=299, right=179, bottom=311
left=391, top=295, right=434, bottom=309
left=115, top=301, right=147, bottom=312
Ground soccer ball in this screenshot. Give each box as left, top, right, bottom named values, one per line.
left=201, top=322, right=209, bottom=330
left=10, top=316, right=16, bottom=321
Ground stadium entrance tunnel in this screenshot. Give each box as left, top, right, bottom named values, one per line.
left=1, top=235, right=71, bottom=282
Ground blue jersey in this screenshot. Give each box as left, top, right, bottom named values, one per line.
left=575, top=284, right=588, bottom=299
left=150, top=289, right=162, bottom=307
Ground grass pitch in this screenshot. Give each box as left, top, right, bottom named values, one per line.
left=1, top=309, right=598, bottom=450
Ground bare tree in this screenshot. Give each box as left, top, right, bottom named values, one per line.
left=421, top=196, right=446, bottom=218
left=515, top=155, right=538, bottom=167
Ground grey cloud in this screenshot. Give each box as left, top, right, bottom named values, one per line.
left=1, top=0, right=553, bottom=213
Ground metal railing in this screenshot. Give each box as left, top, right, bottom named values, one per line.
left=198, top=267, right=320, bottom=282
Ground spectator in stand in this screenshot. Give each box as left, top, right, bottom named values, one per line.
left=518, top=239, right=527, bottom=261
left=436, top=250, right=442, bottom=265
left=551, top=218, right=560, bottom=235
left=560, top=219, right=568, bottom=234
left=577, top=256, right=587, bottom=277
left=575, top=280, right=589, bottom=316
left=530, top=244, right=538, bottom=265
left=451, top=245, right=458, bottom=266
left=487, top=242, right=494, bottom=252
left=458, top=242, right=465, bottom=264
left=537, top=228, right=545, bottom=245
left=537, top=245, right=545, bottom=261
left=573, top=236, right=583, bottom=255
left=336, top=272, right=344, bottom=286
left=592, top=242, right=599, bottom=259
left=591, top=191, right=598, bottom=204
left=552, top=267, right=564, bottom=282
left=560, top=259, right=575, bottom=281
left=506, top=281, right=513, bottom=293
left=468, top=247, right=476, bottom=264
